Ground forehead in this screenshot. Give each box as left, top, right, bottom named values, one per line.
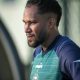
left=23, top=5, right=40, bottom=20
left=23, top=5, right=54, bottom=22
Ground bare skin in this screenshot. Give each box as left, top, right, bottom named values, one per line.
left=23, top=5, right=59, bottom=51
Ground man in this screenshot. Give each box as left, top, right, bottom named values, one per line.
left=23, top=0, right=80, bottom=80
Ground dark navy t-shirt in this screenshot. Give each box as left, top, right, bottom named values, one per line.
left=33, top=35, right=80, bottom=80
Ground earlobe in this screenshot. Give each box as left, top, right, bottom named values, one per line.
left=48, top=17, right=56, bottom=29
left=51, top=17, right=56, bottom=26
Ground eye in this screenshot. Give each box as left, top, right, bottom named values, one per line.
left=31, top=20, right=38, bottom=24
left=22, top=20, right=38, bottom=26
left=22, top=20, right=26, bottom=24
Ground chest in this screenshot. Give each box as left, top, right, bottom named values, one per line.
left=30, top=50, right=62, bottom=80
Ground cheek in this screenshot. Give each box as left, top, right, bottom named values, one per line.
left=34, top=26, right=41, bottom=37
left=31, top=25, right=42, bottom=40
left=31, top=22, right=48, bottom=39
left=30, top=24, right=40, bottom=40
left=35, top=25, right=47, bottom=40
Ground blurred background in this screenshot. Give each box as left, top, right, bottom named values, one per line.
left=0, top=0, right=80, bottom=80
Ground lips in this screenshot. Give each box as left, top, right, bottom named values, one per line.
left=26, top=34, right=35, bottom=41
left=27, top=33, right=34, bottom=37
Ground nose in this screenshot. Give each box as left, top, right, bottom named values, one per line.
left=24, top=24, right=32, bottom=33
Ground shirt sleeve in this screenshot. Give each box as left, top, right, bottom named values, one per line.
left=71, top=60, right=80, bottom=80
left=58, top=40, right=80, bottom=80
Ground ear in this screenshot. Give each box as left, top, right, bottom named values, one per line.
left=48, top=17, right=56, bottom=29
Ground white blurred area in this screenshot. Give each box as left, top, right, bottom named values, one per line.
left=0, top=0, right=33, bottom=65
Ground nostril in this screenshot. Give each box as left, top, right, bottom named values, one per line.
left=24, top=26, right=32, bottom=33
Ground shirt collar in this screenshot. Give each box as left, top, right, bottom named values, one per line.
left=41, top=35, right=61, bottom=53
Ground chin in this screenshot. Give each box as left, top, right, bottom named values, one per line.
left=28, top=41, right=40, bottom=48
left=28, top=42, right=37, bottom=48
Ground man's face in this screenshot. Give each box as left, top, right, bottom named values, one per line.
left=23, top=5, right=50, bottom=48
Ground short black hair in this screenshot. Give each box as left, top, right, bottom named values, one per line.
left=26, top=0, right=62, bottom=26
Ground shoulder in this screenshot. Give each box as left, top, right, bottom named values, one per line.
left=57, top=36, right=80, bottom=79
left=56, top=36, right=80, bottom=62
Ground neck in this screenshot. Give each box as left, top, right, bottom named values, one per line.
left=41, top=31, right=60, bottom=52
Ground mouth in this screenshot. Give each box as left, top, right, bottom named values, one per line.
left=27, top=33, right=34, bottom=37
left=26, top=34, right=35, bottom=41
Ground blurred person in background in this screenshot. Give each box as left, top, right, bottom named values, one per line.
left=23, top=0, right=80, bottom=80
